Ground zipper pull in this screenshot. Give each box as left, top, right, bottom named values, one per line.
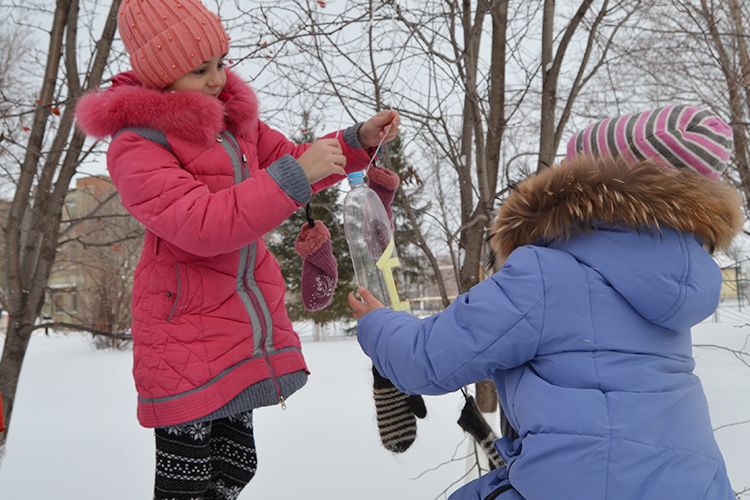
left=279, top=395, right=287, bottom=410
left=242, top=153, right=248, bottom=164
left=216, top=134, right=223, bottom=143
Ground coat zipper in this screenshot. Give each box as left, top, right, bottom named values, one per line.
left=220, top=130, right=286, bottom=409
left=242, top=249, right=287, bottom=410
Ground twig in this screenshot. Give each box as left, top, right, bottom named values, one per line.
left=713, top=418, right=750, bottom=432
left=411, top=435, right=471, bottom=480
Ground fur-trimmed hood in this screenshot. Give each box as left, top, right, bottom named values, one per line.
left=490, top=157, right=743, bottom=330
left=75, top=68, right=258, bottom=145
left=490, top=157, right=743, bottom=260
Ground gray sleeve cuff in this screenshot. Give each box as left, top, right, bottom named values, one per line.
left=266, top=154, right=312, bottom=205
left=343, top=122, right=365, bottom=148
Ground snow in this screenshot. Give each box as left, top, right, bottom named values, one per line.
left=0, top=315, right=748, bottom=499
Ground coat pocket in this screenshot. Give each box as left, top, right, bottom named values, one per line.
left=165, top=263, right=183, bottom=322
left=145, top=260, right=210, bottom=323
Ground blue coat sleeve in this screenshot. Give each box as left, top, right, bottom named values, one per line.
left=357, top=246, right=545, bottom=395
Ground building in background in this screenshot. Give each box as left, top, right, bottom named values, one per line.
left=42, top=176, right=142, bottom=338
left=408, top=256, right=459, bottom=313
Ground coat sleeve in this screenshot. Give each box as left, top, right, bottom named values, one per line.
left=357, top=246, right=545, bottom=395
left=107, top=131, right=304, bottom=258
left=255, top=121, right=373, bottom=193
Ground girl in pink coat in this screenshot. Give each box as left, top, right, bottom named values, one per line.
left=75, top=1, right=399, bottom=498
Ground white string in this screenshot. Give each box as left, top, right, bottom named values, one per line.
left=365, top=122, right=392, bottom=172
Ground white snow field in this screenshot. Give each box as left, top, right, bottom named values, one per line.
left=0, top=314, right=748, bottom=499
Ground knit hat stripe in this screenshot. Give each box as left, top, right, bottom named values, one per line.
left=595, top=117, right=611, bottom=158
left=604, top=117, right=620, bottom=160
left=649, top=106, right=721, bottom=178
left=623, top=113, right=646, bottom=162
left=566, top=104, right=733, bottom=179
left=657, top=108, right=721, bottom=178
left=674, top=107, right=730, bottom=166
left=589, top=120, right=602, bottom=157
left=688, top=110, right=734, bottom=149
left=582, top=123, right=595, bottom=156
left=571, top=126, right=583, bottom=157
left=664, top=107, right=729, bottom=165
left=686, top=109, right=734, bottom=151
left=632, top=109, right=660, bottom=160
left=689, top=123, right=732, bottom=151
left=615, top=114, right=637, bottom=164
left=687, top=108, right=720, bottom=133
left=643, top=106, right=696, bottom=171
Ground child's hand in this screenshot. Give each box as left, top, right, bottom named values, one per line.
left=298, top=139, right=347, bottom=183
left=348, top=287, right=385, bottom=319
left=358, top=110, right=400, bottom=149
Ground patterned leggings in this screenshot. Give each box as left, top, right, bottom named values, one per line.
left=154, top=411, right=257, bottom=500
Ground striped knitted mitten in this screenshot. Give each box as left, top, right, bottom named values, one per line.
left=457, top=395, right=504, bottom=470
left=372, top=366, right=426, bottom=453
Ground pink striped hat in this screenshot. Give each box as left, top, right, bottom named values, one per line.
left=118, top=0, right=229, bottom=89
left=566, top=105, right=734, bottom=180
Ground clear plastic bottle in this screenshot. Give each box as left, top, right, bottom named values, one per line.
left=343, top=171, right=410, bottom=311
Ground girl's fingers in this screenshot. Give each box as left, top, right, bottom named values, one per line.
left=333, top=154, right=346, bottom=167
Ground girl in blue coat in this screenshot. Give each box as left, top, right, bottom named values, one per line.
left=349, top=105, right=741, bottom=499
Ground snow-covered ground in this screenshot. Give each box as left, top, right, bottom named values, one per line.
left=0, top=313, right=748, bottom=499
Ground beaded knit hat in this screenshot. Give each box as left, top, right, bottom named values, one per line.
left=118, top=0, right=230, bottom=89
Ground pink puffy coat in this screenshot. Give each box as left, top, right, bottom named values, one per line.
left=76, top=69, right=371, bottom=427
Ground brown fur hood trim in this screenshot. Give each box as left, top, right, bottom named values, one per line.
left=490, top=156, right=743, bottom=260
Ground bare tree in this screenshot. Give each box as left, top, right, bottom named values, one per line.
left=0, top=0, right=122, bottom=458
left=694, top=0, right=750, bottom=215
left=228, top=3, right=645, bottom=485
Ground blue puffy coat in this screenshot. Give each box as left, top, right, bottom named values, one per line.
left=357, top=158, right=741, bottom=500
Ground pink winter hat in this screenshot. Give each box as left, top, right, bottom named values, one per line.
left=566, top=104, right=733, bottom=180
left=118, top=0, right=230, bottom=89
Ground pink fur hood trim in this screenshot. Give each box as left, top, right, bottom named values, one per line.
left=75, top=69, right=258, bottom=145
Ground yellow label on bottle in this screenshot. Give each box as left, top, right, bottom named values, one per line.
left=375, top=238, right=411, bottom=312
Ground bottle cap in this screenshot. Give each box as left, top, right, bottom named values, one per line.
left=347, top=170, right=366, bottom=186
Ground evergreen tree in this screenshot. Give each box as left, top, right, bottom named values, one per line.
left=267, top=112, right=356, bottom=329
left=268, top=113, right=429, bottom=329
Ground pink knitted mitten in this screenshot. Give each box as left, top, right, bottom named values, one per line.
left=294, top=220, right=338, bottom=312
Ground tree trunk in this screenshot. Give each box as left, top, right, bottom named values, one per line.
left=0, top=0, right=121, bottom=459
left=699, top=0, right=750, bottom=214
left=0, top=319, right=37, bottom=457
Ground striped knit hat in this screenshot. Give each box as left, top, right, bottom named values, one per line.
left=118, top=0, right=230, bottom=89
left=566, top=104, right=734, bottom=180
